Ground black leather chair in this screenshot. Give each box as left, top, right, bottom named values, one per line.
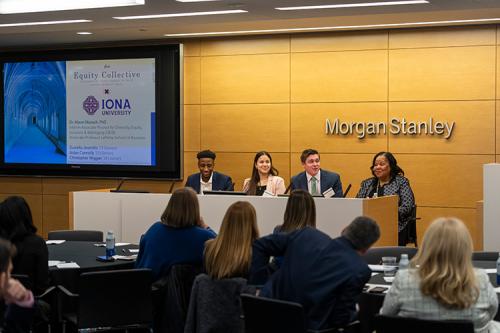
left=472, top=251, right=499, bottom=261
left=59, top=268, right=153, bottom=332
left=152, top=264, right=203, bottom=333
left=240, top=294, right=357, bottom=333
left=405, top=205, right=419, bottom=246
left=362, top=246, right=418, bottom=265
left=48, top=230, right=103, bottom=242
left=374, top=314, right=474, bottom=333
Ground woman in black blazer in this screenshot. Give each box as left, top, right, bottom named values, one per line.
left=356, top=152, right=415, bottom=246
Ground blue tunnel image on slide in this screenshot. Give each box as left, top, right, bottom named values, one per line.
left=4, top=61, right=67, bottom=164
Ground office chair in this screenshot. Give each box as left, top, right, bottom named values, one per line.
left=241, top=294, right=356, bottom=333
left=59, top=268, right=153, bottom=332
left=374, top=315, right=474, bottom=333
left=48, top=230, right=103, bottom=242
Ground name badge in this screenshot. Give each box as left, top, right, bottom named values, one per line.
left=322, top=187, right=335, bottom=198
left=263, top=190, right=275, bottom=197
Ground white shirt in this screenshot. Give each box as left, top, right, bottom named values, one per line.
left=200, top=173, right=213, bottom=194
left=306, top=171, right=321, bottom=195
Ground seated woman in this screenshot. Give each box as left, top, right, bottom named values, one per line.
left=0, top=196, right=48, bottom=296
left=356, top=151, right=415, bottom=246
left=185, top=201, right=259, bottom=333
left=135, top=187, right=216, bottom=281
left=380, top=217, right=500, bottom=333
left=243, top=151, right=286, bottom=196
left=272, top=189, right=316, bottom=268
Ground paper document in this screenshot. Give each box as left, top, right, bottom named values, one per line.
left=368, top=265, right=385, bottom=272
left=116, top=243, right=131, bottom=247
left=46, top=240, right=66, bottom=245
left=48, top=260, right=65, bottom=267
left=56, top=262, right=80, bottom=269
left=128, top=249, right=139, bottom=253
left=113, top=255, right=137, bottom=261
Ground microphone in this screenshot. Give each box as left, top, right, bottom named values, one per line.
left=284, top=182, right=292, bottom=194
left=168, top=181, right=175, bottom=193
left=111, top=179, right=125, bottom=192
left=343, top=184, right=352, bottom=198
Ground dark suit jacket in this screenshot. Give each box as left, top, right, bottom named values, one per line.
left=249, top=228, right=371, bottom=330
left=290, top=169, right=343, bottom=198
left=185, top=171, right=234, bottom=194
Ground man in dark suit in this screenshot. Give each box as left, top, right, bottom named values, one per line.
left=185, top=150, right=234, bottom=194
left=249, top=216, right=380, bottom=331
left=290, top=149, right=343, bottom=197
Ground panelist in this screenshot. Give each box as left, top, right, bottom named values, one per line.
left=243, top=151, right=286, bottom=196
left=185, top=150, right=234, bottom=194
left=356, top=151, right=415, bottom=246
left=290, top=149, right=343, bottom=197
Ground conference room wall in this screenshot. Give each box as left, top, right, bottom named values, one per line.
left=0, top=25, right=496, bottom=244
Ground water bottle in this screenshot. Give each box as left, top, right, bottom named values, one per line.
left=106, top=230, right=116, bottom=258
left=496, top=252, right=500, bottom=285
left=399, top=254, right=409, bottom=270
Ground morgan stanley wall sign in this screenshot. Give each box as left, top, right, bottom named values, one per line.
left=325, top=117, right=455, bottom=140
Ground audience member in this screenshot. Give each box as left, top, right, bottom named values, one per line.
left=185, top=150, right=234, bottom=194
left=249, top=216, right=380, bottom=330
left=0, top=196, right=48, bottom=295
left=272, top=189, right=316, bottom=268
left=0, top=238, right=35, bottom=332
left=243, top=151, right=286, bottom=196
left=290, top=149, right=342, bottom=197
left=356, top=151, right=415, bottom=246
left=381, top=217, right=500, bottom=333
left=135, top=187, right=216, bottom=280
left=185, top=201, right=259, bottom=333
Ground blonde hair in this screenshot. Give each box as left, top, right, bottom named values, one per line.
left=412, top=217, right=478, bottom=309
left=204, top=201, right=259, bottom=279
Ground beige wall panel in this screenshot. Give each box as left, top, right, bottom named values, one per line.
left=290, top=153, right=375, bottom=197
left=416, top=207, right=479, bottom=250
left=397, top=155, right=494, bottom=208
left=183, top=40, right=201, bottom=57
left=389, top=25, right=496, bottom=49
left=201, top=54, right=290, bottom=104
left=43, top=195, right=69, bottom=237
left=116, top=180, right=174, bottom=193
left=291, top=50, right=387, bottom=102
left=215, top=152, right=290, bottom=191
left=291, top=103, right=387, bottom=153
left=201, top=35, right=289, bottom=56
left=184, top=105, right=201, bottom=152
left=184, top=57, right=200, bottom=104
left=201, top=104, right=290, bottom=152
left=389, top=101, right=495, bottom=154
left=42, top=178, right=118, bottom=195
left=0, top=177, right=42, bottom=194
left=291, top=31, right=388, bottom=52
left=183, top=151, right=198, bottom=183
left=389, top=46, right=496, bottom=101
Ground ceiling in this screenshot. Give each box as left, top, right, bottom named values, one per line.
left=1, top=0, right=500, bottom=49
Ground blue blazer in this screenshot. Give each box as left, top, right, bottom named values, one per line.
left=185, top=171, right=234, bottom=194
left=290, top=169, right=343, bottom=198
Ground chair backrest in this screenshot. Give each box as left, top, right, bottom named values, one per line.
left=48, top=230, right=103, bottom=242
left=241, top=294, right=308, bottom=333
left=153, top=264, right=203, bottom=333
left=472, top=251, right=499, bottom=261
left=77, top=268, right=153, bottom=330
left=374, top=315, right=474, bottom=333
left=406, top=205, right=418, bottom=246
left=362, top=246, right=418, bottom=264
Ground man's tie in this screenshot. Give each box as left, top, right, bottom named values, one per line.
left=311, top=176, right=318, bottom=195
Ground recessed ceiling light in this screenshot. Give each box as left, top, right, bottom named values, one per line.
left=0, top=19, right=92, bottom=28
left=164, top=18, right=500, bottom=36
left=77, top=31, right=93, bottom=35
left=0, top=0, right=144, bottom=14
left=276, top=0, right=428, bottom=11
left=113, top=9, right=247, bottom=20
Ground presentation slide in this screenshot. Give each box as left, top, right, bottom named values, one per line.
left=3, top=58, right=156, bottom=166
